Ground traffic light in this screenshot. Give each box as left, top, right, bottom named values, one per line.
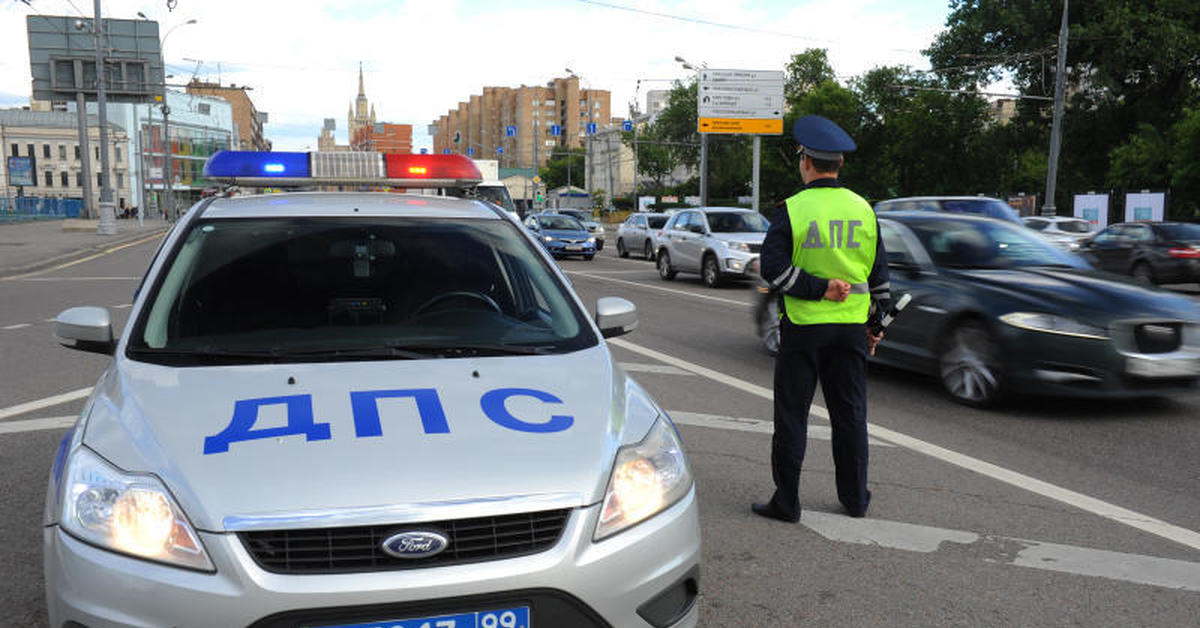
left=453, top=131, right=461, bottom=144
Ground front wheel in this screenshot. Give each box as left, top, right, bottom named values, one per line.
left=938, top=320, right=1003, bottom=407
left=616, top=238, right=629, bottom=258
left=657, top=250, right=677, bottom=280
left=643, top=239, right=655, bottom=260
left=702, top=254, right=723, bottom=288
left=584, top=254, right=595, bottom=261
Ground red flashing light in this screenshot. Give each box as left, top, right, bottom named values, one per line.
left=384, top=154, right=481, bottom=182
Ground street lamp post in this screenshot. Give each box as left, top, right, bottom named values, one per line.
left=155, top=19, right=197, bottom=222
left=676, top=56, right=709, bottom=206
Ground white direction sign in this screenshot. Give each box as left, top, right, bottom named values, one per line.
left=698, top=68, right=784, bottom=130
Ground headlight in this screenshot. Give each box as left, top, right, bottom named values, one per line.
left=61, top=447, right=214, bottom=571
left=725, top=240, right=750, bottom=252
left=542, top=235, right=554, bottom=242
left=587, top=236, right=596, bottom=243
left=596, top=225, right=605, bottom=234
left=999, top=312, right=1108, bottom=340
left=595, top=416, right=691, bottom=540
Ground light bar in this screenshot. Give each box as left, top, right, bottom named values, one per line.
left=203, top=151, right=483, bottom=188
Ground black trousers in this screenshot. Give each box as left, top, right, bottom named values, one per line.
left=768, top=321, right=871, bottom=519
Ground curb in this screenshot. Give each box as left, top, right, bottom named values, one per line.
left=0, top=228, right=168, bottom=280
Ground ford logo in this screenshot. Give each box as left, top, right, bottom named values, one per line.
left=381, top=530, right=449, bottom=559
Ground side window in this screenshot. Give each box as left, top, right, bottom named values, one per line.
left=1129, top=225, right=1154, bottom=243
left=634, top=215, right=646, bottom=228
left=1024, top=219, right=1047, bottom=231
left=1093, top=226, right=1124, bottom=244
left=880, top=223, right=919, bottom=266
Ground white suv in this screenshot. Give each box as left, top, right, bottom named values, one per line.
left=656, top=207, right=768, bottom=287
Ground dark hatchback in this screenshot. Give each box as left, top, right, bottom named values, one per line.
left=1076, top=221, right=1200, bottom=285
left=758, top=212, right=1200, bottom=406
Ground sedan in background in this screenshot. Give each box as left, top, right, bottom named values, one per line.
left=1077, top=221, right=1200, bottom=285
left=1022, top=215, right=1095, bottom=251
left=524, top=213, right=597, bottom=260
left=876, top=196, right=1024, bottom=225
left=557, top=209, right=606, bottom=251
left=657, top=207, right=768, bottom=287
left=754, top=212, right=1200, bottom=406
left=616, top=212, right=671, bottom=260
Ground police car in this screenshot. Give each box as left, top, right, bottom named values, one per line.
left=45, top=151, right=701, bottom=627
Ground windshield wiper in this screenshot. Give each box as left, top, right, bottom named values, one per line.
left=398, top=342, right=554, bottom=357
left=269, top=344, right=432, bottom=360
left=127, top=346, right=286, bottom=362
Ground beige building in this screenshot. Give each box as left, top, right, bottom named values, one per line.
left=0, top=109, right=131, bottom=210
left=348, top=64, right=376, bottom=148
left=185, top=80, right=271, bottom=151
left=585, top=123, right=635, bottom=202
left=430, top=76, right=612, bottom=168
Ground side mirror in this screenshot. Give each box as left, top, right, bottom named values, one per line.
left=689, top=224, right=706, bottom=235
left=55, top=306, right=115, bottom=355
left=595, top=297, right=638, bottom=338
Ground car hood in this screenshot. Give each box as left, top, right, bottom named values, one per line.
left=82, top=345, right=653, bottom=531
left=542, top=228, right=591, bottom=239
left=953, top=266, right=1200, bottom=323
left=714, top=232, right=766, bottom=244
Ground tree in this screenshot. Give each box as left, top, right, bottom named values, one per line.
left=785, top=49, right=836, bottom=110
left=538, top=148, right=585, bottom=191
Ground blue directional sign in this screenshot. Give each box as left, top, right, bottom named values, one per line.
left=467, top=147, right=475, bottom=156
left=496, top=147, right=504, bottom=154
left=505, top=125, right=517, bottom=137
left=586, top=122, right=598, bottom=135
left=550, top=125, right=562, bottom=137
left=420, top=148, right=428, bottom=154
left=622, top=120, right=633, bottom=132
left=443, top=149, right=452, bottom=154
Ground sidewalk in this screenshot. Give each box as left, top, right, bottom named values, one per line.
left=0, top=218, right=170, bottom=279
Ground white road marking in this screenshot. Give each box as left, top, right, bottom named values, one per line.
left=2, top=323, right=32, bottom=330
left=618, top=362, right=694, bottom=376
left=670, top=410, right=894, bottom=447
left=0, top=415, right=77, bottom=434
left=21, top=276, right=139, bottom=282
left=44, top=318, right=57, bottom=323
left=113, top=303, right=132, bottom=309
left=0, top=387, right=93, bottom=421
left=567, top=271, right=754, bottom=308
left=566, top=269, right=651, bottom=275
left=803, top=512, right=1200, bottom=592
left=608, top=337, right=1200, bottom=552
left=2, top=231, right=164, bottom=281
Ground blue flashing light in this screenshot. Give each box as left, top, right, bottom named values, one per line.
left=204, top=151, right=311, bottom=179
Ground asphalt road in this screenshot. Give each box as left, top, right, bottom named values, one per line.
left=2, top=236, right=1199, bottom=626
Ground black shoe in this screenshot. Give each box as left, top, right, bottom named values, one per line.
left=843, top=507, right=867, bottom=518
left=751, top=502, right=799, bottom=523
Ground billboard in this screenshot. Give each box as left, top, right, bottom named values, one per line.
left=1124, top=191, right=1165, bottom=222
left=27, top=15, right=164, bottom=103
left=1073, top=193, right=1109, bottom=229
left=6, top=156, right=36, bottom=187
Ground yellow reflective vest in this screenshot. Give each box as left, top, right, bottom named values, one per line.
left=783, top=187, right=877, bottom=325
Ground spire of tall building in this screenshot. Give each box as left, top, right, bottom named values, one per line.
left=358, top=61, right=365, bottom=98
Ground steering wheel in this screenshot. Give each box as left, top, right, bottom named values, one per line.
left=413, top=291, right=502, bottom=317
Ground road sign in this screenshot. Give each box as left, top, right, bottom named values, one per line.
left=550, top=125, right=562, bottom=137
left=586, top=122, right=598, bottom=135
left=467, top=147, right=475, bottom=156
left=505, top=125, right=517, bottom=137
left=420, top=148, right=428, bottom=154
left=496, top=147, right=503, bottom=154
left=622, top=120, right=633, bottom=132
left=443, top=149, right=452, bottom=154
left=697, top=68, right=784, bottom=135
left=533, top=175, right=541, bottom=184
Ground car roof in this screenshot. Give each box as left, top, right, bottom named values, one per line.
left=201, top=192, right=502, bottom=220
left=878, top=196, right=1004, bottom=203
left=877, top=210, right=1014, bottom=224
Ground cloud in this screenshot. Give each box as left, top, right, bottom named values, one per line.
left=1, top=1, right=947, bottom=152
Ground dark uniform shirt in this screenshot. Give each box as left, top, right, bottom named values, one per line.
left=759, top=177, right=892, bottom=324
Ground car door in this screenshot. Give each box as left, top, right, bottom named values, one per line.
left=666, top=212, right=697, bottom=271
left=873, top=220, right=949, bottom=369
left=678, top=212, right=708, bottom=272
left=1125, top=223, right=1157, bottom=272
left=1083, top=225, right=1130, bottom=272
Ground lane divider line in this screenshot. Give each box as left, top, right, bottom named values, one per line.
left=4, top=231, right=164, bottom=281
left=670, top=410, right=894, bottom=447
left=0, top=387, right=93, bottom=421
left=607, top=336, right=1200, bottom=552
left=0, top=415, right=76, bottom=435
left=2, top=323, right=32, bottom=330
left=566, top=270, right=754, bottom=308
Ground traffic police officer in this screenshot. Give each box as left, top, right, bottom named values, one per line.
left=752, top=115, right=891, bottom=522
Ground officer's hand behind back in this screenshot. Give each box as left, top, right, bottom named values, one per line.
left=824, top=278, right=851, bottom=302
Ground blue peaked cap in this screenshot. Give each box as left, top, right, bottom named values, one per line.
left=792, top=115, right=856, bottom=160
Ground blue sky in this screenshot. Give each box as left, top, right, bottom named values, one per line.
left=2, top=1, right=954, bottom=152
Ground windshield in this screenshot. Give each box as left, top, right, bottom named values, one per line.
left=129, top=217, right=596, bottom=364
left=539, top=215, right=585, bottom=231
left=1055, top=219, right=1092, bottom=234
left=475, top=185, right=517, bottom=213
left=647, top=216, right=669, bottom=229
left=940, top=199, right=1022, bottom=224
left=907, top=218, right=1090, bottom=270
left=1160, top=223, right=1200, bottom=241
left=706, top=212, right=769, bottom=233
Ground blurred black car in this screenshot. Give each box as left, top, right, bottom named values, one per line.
left=754, top=213, right=1200, bottom=406
left=875, top=195, right=1024, bottom=224
left=1077, top=221, right=1200, bottom=285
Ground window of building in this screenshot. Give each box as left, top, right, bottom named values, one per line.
left=43, top=144, right=51, bottom=159
left=60, top=172, right=69, bottom=187
left=197, top=103, right=211, bottom=115
left=58, top=144, right=66, bottom=160
left=545, top=99, right=555, bottom=106
left=116, top=173, right=123, bottom=188
left=594, top=101, right=600, bottom=109
left=9, top=143, right=17, bottom=156
left=97, top=173, right=102, bottom=187
left=27, top=143, right=35, bottom=158
left=74, top=145, right=80, bottom=160
left=532, top=100, right=539, bottom=106
left=44, top=171, right=52, bottom=187
left=114, top=147, right=121, bottom=162
left=76, top=172, right=82, bottom=187
left=95, top=146, right=100, bottom=161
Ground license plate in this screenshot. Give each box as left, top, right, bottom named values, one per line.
left=314, top=606, right=529, bottom=628
left=1126, top=356, right=1200, bottom=378
left=565, top=245, right=583, bottom=251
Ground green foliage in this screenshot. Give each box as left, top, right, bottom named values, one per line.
left=537, top=148, right=585, bottom=191
left=785, top=49, right=836, bottom=109
left=1170, top=106, right=1200, bottom=218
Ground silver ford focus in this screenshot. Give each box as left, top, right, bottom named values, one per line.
left=44, top=153, right=701, bottom=628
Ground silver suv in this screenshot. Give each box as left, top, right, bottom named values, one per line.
left=656, top=207, right=768, bottom=287
left=616, top=212, right=671, bottom=260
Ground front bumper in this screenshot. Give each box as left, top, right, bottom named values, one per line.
left=544, top=240, right=597, bottom=256
left=45, top=489, right=700, bottom=628
left=718, top=251, right=759, bottom=278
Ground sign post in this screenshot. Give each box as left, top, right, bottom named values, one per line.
left=697, top=69, right=784, bottom=211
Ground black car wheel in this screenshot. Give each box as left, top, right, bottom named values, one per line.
left=617, top=238, right=629, bottom=258
left=644, top=240, right=654, bottom=260
left=702, top=254, right=723, bottom=288
left=595, top=240, right=604, bottom=251
left=657, top=250, right=677, bottom=280
left=1132, top=262, right=1155, bottom=285
left=939, top=320, right=1002, bottom=406
left=756, top=291, right=780, bottom=356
